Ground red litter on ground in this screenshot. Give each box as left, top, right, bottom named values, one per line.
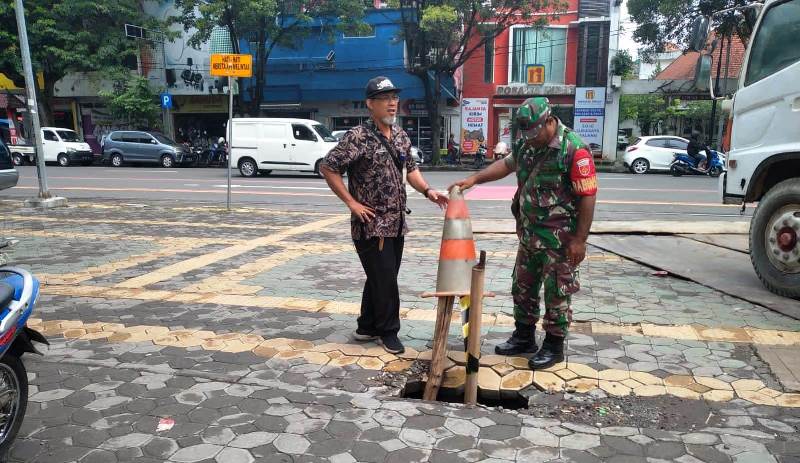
left=651, top=271, right=669, bottom=277
left=156, top=418, right=175, bottom=432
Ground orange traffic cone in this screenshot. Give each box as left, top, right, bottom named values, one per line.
left=435, top=186, right=477, bottom=295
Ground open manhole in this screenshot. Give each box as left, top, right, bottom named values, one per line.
left=399, top=378, right=529, bottom=410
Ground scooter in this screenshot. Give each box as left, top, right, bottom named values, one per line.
left=0, top=266, right=48, bottom=458
left=670, top=149, right=725, bottom=177
left=474, top=144, right=486, bottom=169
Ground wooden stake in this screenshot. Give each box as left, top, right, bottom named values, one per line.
left=464, top=251, right=487, bottom=405
left=423, top=295, right=455, bottom=401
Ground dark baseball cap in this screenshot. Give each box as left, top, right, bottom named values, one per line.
left=365, top=76, right=401, bottom=99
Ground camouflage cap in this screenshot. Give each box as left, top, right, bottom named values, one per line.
left=515, top=97, right=552, bottom=138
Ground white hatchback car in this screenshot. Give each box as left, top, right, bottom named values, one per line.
left=623, top=135, right=690, bottom=174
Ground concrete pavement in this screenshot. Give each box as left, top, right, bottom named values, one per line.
left=2, top=199, right=800, bottom=462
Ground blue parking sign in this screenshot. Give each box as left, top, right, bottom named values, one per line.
left=160, top=93, right=173, bottom=109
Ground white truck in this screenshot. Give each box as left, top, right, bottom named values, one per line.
left=694, top=0, right=800, bottom=298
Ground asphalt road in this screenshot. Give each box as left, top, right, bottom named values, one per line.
left=4, top=164, right=751, bottom=221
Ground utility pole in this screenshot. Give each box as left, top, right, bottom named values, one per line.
left=15, top=0, right=65, bottom=208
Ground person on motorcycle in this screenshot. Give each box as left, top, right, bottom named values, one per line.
left=447, top=134, right=459, bottom=164
left=687, top=131, right=711, bottom=171
left=494, top=141, right=510, bottom=160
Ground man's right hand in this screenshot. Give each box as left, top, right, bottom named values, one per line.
left=348, top=201, right=376, bottom=223
left=448, top=176, right=476, bottom=192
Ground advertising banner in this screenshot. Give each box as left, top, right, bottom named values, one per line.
left=573, top=87, right=606, bottom=154
left=460, top=98, right=488, bottom=154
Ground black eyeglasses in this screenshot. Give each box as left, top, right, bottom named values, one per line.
left=372, top=94, right=400, bottom=101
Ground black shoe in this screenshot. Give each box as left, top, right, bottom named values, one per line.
left=529, top=334, right=565, bottom=370
left=379, top=335, right=405, bottom=354
left=352, top=328, right=379, bottom=342
left=495, top=324, right=538, bottom=355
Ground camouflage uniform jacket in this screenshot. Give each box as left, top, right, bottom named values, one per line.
left=504, top=121, right=588, bottom=249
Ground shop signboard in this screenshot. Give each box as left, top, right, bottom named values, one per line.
left=460, top=98, right=488, bottom=154
left=573, top=87, right=605, bottom=154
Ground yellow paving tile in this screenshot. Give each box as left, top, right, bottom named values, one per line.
left=114, top=215, right=347, bottom=288
left=253, top=345, right=278, bottom=358
left=598, top=370, right=630, bottom=381
left=730, top=379, right=766, bottom=392
left=357, top=357, right=384, bottom=370
left=569, top=364, right=599, bottom=379
left=599, top=380, right=631, bottom=397
left=702, top=390, right=735, bottom=402
left=492, top=363, right=515, bottom=377
left=759, top=388, right=783, bottom=398
left=534, top=372, right=565, bottom=392
left=776, top=393, right=800, bottom=407
left=500, top=370, right=534, bottom=392
left=591, top=323, right=642, bottom=336
left=479, top=354, right=506, bottom=367
left=695, top=377, right=733, bottom=391
left=687, top=383, right=712, bottom=393
left=556, top=369, right=579, bottom=381
left=641, top=324, right=699, bottom=341
left=634, top=385, right=667, bottom=397
left=478, top=367, right=502, bottom=399
left=665, top=386, right=702, bottom=400
left=566, top=378, right=599, bottom=393
left=664, top=375, right=695, bottom=388
left=328, top=356, right=359, bottom=367
left=622, top=379, right=644, bottom=389
left=694, top=327, right=751, bottom=343
left=506, top=356, right=529, bottom=370
left=442, top=366, right=467, bottom=389
left=62, top=329, right=87, bottom=339
left=384, top=360, right=413, bottom=373
left=737, top=390, right=778, bottom=406
left=398, top=348, right=420, bottom=360
left=629, top=372, right=662, bottom=386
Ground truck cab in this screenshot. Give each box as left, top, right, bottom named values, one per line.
left=716, top=0, right=800, bottom=297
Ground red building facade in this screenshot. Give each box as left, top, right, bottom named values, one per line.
left=460, top=1, right=583, bottom=152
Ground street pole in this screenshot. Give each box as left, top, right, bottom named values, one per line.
left=227, top=76, right=233, bottom=211
left=14, top=0, right=49, bottom=199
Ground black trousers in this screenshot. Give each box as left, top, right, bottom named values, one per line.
left=353, top=236, right=405, bottom=336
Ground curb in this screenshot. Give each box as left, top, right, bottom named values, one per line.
left=420, top=163, right=628, bottom=173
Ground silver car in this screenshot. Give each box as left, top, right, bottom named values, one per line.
left=0, top=140, right=19, bottom=191
left=101, top=131, right=195, bottom=168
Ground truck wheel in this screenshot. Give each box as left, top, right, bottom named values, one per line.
left=57, top=154, right=70, bottom=167
left=10, top=154, right=23, bottom=166
left=749, top=178, right=800, bottom=299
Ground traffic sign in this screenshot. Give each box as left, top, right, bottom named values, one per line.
left=160, top=93, right=173, bottom=109
left=210, top=54, right=253, bottom=78
left=526, top=64, right=545, bottom=85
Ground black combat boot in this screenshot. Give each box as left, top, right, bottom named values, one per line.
left=529, top=333, right=565, bottom=370
left=495, top=323, right=538, bottom=355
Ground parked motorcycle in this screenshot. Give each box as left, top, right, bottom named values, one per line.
left=670, top=150, right=725, bottom=177
left=0, top=266, right=48, bottom=458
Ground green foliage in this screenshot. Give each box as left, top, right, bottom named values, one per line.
left=628, top=0, right=754, bottom=58
left=397, top=0, right=565, bottom=163
left=620, top=94, right=667, bottom=135
left=99, top=75, right=161, bottom=127
left=611, top=50, right=636, bottom=79
left=0, top=0, right=166, bottom=124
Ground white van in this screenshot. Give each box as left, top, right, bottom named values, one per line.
left=230, top=118, right=338, bottom=177
left=41, top=127, right=94, bottom=166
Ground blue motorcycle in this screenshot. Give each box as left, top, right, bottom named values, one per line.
left=0, top=267, right=47, bottom=457
left=670, top=149, right=725, bottom=177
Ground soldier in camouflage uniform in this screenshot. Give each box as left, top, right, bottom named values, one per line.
left=451, top=97, right=597, bottom=369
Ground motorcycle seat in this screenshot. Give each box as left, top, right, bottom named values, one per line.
left=0, top=282, right=14, bottom=310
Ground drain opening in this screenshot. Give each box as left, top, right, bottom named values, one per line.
left=399, top=379, right=529, bottom=410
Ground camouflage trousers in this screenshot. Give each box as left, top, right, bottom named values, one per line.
left=511, top=245, right=579, bottom=337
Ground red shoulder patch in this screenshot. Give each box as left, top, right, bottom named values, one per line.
left=570, top=148, right=597, bottom=195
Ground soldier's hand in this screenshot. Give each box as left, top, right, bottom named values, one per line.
left=347, top=201, right=376, bottom=223
left=566, top=238, right=587, bottom=267
left=448, top=177, right=476, bottom=192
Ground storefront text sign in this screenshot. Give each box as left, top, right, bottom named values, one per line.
left=573, top=87, right=606, bottom=152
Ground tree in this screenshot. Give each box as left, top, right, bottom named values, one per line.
left=0, top=0, right=164, bottom=125
left=396, top=0, right=565, bottom=164
left=611, top=50, right=636, bottom=80
left=175, top=0, right=366, bottom=114
left=627, top=0, right=757, bottom=59
left=99, top=75, right=162, bottom=128
left=619, top=94, right=666, bottom=136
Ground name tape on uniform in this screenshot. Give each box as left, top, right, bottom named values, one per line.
left=210, top=54, right=253, bottom=77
